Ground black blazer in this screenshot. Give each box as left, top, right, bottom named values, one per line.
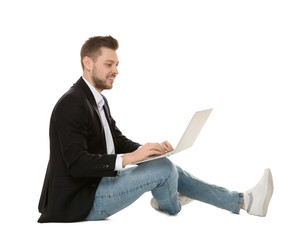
left=38, top=77, right=140, bottom=223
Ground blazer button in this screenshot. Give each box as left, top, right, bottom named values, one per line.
left=103, top=164, right=109, bottom=168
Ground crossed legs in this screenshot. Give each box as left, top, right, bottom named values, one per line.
left=85, top=158, right=243, bottom=221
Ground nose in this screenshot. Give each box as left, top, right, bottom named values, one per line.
left=113, top=65, right=118, bottom=75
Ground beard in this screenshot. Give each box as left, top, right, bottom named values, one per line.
left=91, top=68, right=113, bottom=91
left=91, top=75, right=111, bottom=90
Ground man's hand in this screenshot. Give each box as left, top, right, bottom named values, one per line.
left=160, top=140, right=174, bottom=153
left=122, top=141, right=174, bottom=167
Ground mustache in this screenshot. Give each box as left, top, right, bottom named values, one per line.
left=108, top=74, right=117, bottom=78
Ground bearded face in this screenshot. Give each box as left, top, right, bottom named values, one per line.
left=88, top=47, right=119, bottom=92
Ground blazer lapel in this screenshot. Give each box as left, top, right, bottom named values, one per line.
left=74, top=77, right=108, bottom=152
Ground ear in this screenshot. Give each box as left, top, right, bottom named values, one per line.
left=82, top=56, right=93, bottom=71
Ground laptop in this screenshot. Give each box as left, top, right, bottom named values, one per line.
left=137, top=108, right=213, bottom=164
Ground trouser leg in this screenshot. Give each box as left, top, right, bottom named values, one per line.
left=176, top=165, right=243, bottom=214
left=85, top=158, right=180, bottom=221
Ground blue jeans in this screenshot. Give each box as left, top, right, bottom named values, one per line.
left=85, top=158, right=243, bottom=220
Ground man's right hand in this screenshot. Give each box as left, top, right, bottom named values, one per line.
left=122, top=142, right=168, bottom=167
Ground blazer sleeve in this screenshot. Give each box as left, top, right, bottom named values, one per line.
left=53, top=93, right=117, bottom=178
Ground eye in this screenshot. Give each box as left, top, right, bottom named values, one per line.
left=105, top=63, right=112, bottom=67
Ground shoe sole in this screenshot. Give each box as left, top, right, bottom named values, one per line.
left=262, top=168, right=274, bottom=217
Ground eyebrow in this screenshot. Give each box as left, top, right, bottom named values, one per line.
left=105, top=60, right=119, bottom=65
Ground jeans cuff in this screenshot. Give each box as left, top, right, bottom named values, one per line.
left=232, top=192, right=244, bottom=214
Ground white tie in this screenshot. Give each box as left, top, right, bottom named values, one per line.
left=97, top=99, right=115, bottom=154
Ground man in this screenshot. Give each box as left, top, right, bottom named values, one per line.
left=38, top=36, right=274, bottom=223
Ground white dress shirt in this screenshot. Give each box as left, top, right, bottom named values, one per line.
left=82, top=77, right=123, bottom=170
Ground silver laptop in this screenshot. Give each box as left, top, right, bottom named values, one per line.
left=138, top=108, right=213, bottom=164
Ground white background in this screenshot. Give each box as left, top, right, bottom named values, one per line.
left=1, top=0, right=300, bottom=239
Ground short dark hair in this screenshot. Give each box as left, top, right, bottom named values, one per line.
left=80, top=36, right=119, bottom=69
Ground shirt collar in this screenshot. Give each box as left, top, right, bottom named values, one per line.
left=82, top=76, right=104, bottom=108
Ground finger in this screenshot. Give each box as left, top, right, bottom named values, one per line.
left=160, top=142, right=169, bottom=152
left=165, top=141, right=174, bottom=151
left=151, top=143, right=166, bottom=154
left=149, top=149, right=164, bottom=156
left=161, top=141, right=174, bottom=152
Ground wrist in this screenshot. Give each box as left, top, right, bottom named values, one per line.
left=122, top=153, right=131, bottom=167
